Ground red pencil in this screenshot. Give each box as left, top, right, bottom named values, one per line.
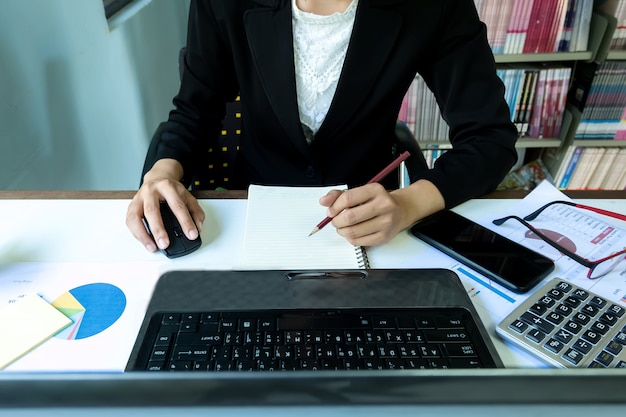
left=308, top=151, right=411, bottom=236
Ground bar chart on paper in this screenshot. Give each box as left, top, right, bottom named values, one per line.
left=50, top=283, right=126, bottom=340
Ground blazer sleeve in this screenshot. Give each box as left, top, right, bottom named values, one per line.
left=415, top=0, right=519, bottom=207
left=152, top=0, right=240, bottom=185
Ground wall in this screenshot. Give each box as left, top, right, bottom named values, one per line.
left=0, top=0, right=189, bottom=190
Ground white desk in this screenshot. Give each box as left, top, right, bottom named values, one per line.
left=1, top=190, right=625, bottom=369
left=1, top=190, right=625, bottom=414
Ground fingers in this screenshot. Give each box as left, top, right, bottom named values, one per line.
left=318, top=189, right=345, bottom=209
left=126, top=178, right=205, bottom=252
left=325, top=183, right=400, bottom=246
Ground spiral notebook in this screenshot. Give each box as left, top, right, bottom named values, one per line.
left=238, top=185, right=369, bottom=270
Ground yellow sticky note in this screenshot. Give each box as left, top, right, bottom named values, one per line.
left=0, top=294, right=72, bottom=369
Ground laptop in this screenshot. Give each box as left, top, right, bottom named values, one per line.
left=126, top=269, right=502, bottom=371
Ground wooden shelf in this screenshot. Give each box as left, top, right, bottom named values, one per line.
left=494, top=52, right=594, bottom=64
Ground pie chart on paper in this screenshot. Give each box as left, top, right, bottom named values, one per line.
left=50, top=283, right=126, bottom=340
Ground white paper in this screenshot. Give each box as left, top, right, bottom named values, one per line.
left=238, top=185, right=366, bottom=270
left=0, top=262, right=161, bottom=372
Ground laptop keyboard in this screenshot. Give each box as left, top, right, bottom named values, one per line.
left=135, top=308, right=499, bottom=371
left=497, top=278, right=626, bottom=368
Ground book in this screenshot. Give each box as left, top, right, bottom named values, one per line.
left=0, top=293, right=72, bottom=369
left=558, top=146, right=584, bottom=188
left=238, top=185, right=370, bottom=270
left=558, top=0, right=578, bottom=51
left=573, top=0, right=593, bottom=52
left=601, top=148, right=626, bottom=189
left=566, top=147, right=600, bottom=189
left=586, top=147, right=619, bottom=189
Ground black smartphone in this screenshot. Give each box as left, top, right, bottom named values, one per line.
left=410, top=210, right=554, bottom=293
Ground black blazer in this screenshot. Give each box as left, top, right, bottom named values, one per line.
left=154, top=0, right=518, bottom=207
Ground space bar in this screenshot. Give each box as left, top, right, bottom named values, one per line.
left=277, top=316, right=370, bottom=330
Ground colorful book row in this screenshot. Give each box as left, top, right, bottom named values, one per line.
left=398, top=67, right=572, bottom=140
left=575, top=61, right=626, bottom=139
left=473, top=0, right=594, bottom=54
left=553, top=146, right=626, bottom=189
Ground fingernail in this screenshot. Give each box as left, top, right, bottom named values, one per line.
left=189, top=229, right=198, bottom=239
left=146, top=242, right=157, bottom=252
left=157, top=238, right=168, bottom=249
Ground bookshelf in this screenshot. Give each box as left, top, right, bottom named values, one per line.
left=400, top=0, right=626, bottom=191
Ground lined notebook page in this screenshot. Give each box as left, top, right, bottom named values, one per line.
left=238, top=185, right=368, bottom=270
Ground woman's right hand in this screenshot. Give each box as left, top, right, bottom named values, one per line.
left=125, top=158, right=205, bottom=252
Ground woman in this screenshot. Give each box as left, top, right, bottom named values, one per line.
left=126, top=0, right=518, bottom=253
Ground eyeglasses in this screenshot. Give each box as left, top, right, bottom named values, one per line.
left=493, top=200, right=626, bottom=279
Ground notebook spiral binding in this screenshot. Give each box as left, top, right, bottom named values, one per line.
left=355, top=246, right=370, bottom=269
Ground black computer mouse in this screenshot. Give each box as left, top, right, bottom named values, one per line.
left=143, top=202, right=202, bottom=258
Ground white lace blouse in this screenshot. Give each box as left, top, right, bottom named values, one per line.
left=291, top=0, right=358, bottom=144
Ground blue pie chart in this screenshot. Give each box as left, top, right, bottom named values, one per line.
left=53, top=283, right=126, bottom=340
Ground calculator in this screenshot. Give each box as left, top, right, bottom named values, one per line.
left=497, top=278, right=626, bottom=368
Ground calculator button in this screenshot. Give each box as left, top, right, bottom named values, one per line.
left=564, top=296, right=582, bottom=308
left=538, top=296, right=556, bottom=308
left=509, top=320, right=528, bottom=334
left=595, top=351, right=614, bottom=367
left=562, top=348, right=584, bottom=365
left=529, top=303, right=548, bottom=315
left=599, top=313, right=618, bottom=326
left=526, top=329, right=546, bottom=344
left=572, top=312, right=591, bottom=326
left=571, top=339, right=593, bottom=355
left=555, top=304, right=573, bottom=316
left=588, top=296, right=607, bottom=309
left=605, top=340, right=622, bottom=355
left=544, top=338, right=565, bottom=354
left=555, top=282, right=573, bottom=293
left=520, top=312, right=555, bottom=334
left=547, top=288, right=565, bottom=300
left=554, top=329, right=574, bottom=344
left=563, top=320, right=583, bottom=335
left=581, top=304, right=600, bottom=317
left=608, top=305, right=625, bottom=318
left=545, top=311, right=565, bottom=325
left=582, top=330, right=602, bottom=345
left=572, top=289, right=589, bottom=300
left=590, top=321, right=610, bottom=335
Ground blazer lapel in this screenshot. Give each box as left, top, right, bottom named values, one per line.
left=244, top=0, right=310, bottom=157
left=244, top=0, right=405, bottom=153
left=315, top=0, right=403, bottom=142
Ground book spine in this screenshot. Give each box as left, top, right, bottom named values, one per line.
left=558, top=0, right=577, bottom=51
left=601, top=148, right=626, bottom=189
left=574, top=0, right=593, bottom=51
left=550, top=0, right=570, bottom=52
left=504, top=0, right=523, bottom=54
left=521, top=70, right=539, bottom=136
left=558, top=146, right=583, bottom=188
left=529, top=69, right=547, bottom=138
left=537, top=0, right=560, bottom=53
left=523, top=0, right=549, bottom=53
left=587, top=147, right=618, bottom=189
